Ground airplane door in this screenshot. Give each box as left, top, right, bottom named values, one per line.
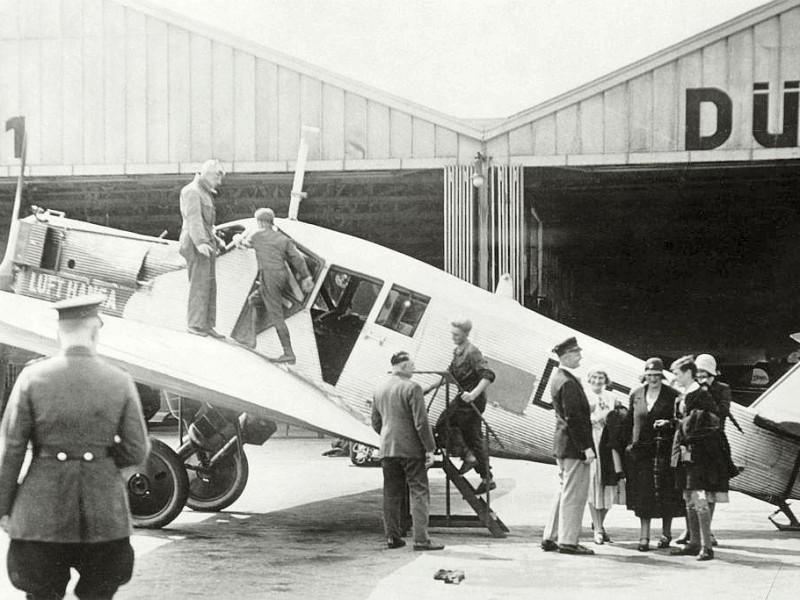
left=334, top=284, right=431, bottom=416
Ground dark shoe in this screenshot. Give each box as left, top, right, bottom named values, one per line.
left=187, top=327, right=208, bottom=337
left=671, top=545, right=701, bottom=556
left=387, top=537, right=406, bottom=549
left=657, top=535, right=672, bottom=549
left=458, top=452, right=478, bottom=475
left=637, top=538, right=650, bottom=552
left=206, top=328, right=225, bottom=339
left=541, top=539, right=559, bottom=552
left=602, top=530, right=611, bottom=543
left=675, top=531, right=689, bottom=545
left=558, top=544, right=595, bottom=555
left=414, top=540, right=444, bottom=551
left=475, top=480, right=497, bottom=495
left=711, top=534, right=718, bottom=547
left=697, top=548, right=714, bottom=561
left=273, top=353, right=297, bottom=364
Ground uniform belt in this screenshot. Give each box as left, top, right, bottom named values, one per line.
left=36, top=447, right=113, bottom=462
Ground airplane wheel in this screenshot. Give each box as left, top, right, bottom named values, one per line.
left=350, top=443, right=379, bottom=467
left=128, top=437, right=189, bottom=529
left=181, top=446, right=249, bottom=512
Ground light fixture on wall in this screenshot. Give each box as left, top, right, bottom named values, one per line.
left=471, top=151, right=487, bottom=188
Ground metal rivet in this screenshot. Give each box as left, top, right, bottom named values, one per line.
left=56, top=452, right=67, bottom=462
left=83, top=452, right=94, bottom=461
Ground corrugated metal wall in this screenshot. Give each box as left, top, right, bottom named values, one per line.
left=0, top=0, right=481, bottom=175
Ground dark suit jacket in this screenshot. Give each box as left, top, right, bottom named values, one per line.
left=708, top=379, right=732, bottom=430
left=551, top=367, right=593, bottom=459
left=627, top=384, right=679, bottom=446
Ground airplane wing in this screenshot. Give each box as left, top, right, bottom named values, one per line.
left=0, top=291, right=379, bottom=446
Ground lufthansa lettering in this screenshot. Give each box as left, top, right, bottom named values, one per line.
left=685, top=81, right=800, bottom=151
left=27, top=270, right=118, bottom=312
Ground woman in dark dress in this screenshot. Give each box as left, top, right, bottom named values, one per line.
left=620, top=357, right=685, bottom=551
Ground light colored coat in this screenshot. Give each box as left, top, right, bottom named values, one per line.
left=0, top=346, right=150, bottom=542
left=371, top=374, right=436, bottom=458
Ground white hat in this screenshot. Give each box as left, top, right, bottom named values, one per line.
left=695, top=353, right=719, bottom=376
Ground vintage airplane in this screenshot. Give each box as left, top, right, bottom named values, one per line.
left=1, top=119, right=799, bottom=532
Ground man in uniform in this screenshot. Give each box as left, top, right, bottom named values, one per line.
left=180, top=159, right=226, bottom=338
left=0, top=294, right=151, bottom=599
left=236, top=208, right=313, bottom=363
left=541, top=336, right=596, bottom=555
left=372, top=351, right=443, bottom=551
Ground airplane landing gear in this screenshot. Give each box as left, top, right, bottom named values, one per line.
left=180, top=444, right=249, bottom=512
left=769, top=500, right=800, bottom=531
left=129, top=437, right=190, bottom=529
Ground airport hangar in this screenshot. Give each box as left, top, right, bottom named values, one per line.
left=1, top=0, right=800, bottom=389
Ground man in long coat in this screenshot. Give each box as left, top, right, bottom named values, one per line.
left=541, top=336, right=596, bottom=555
left=0, top=294, right=150, bottom=599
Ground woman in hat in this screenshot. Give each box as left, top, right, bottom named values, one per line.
left=621, top=357, right=685, bottom=551
left=585, top=366, right=627, bottom=544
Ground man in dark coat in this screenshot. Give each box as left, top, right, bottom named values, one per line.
left=179, top=159, right=226, bottom=338
left=371, top=351, right=443, bottom=551
left=0, top=294, right=150, bottom=599
left=541, top=336, right=596, bottom=555
left=236, top=208, right=314, bottom=363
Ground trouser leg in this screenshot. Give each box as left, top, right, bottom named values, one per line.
left=695, top=496, right=712, bottom=551
left=404, top=458, right=431, bottom=545
left=685, top=500, right=702, bottom=551
left=207, top=255, right=217, bottom=329
left=275, top=321, right=294, bottom=356
left=462, top=410, right=490, bottom=479
left=73, top=538, right=134, bottom=599
left=186, top=253, right=214, bottom=331
left=7, top=540, right=70, bottom=599
left=542, top=461, right=562, bottom=542
left=557, top=458, right=590, bottom=546
left=381, top=458, right=405, bottom=540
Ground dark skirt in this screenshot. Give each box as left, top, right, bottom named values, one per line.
left=625, top=432, right=685, bottom=520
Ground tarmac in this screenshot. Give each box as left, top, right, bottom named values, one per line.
left=1, top=435, right=799, bottom=599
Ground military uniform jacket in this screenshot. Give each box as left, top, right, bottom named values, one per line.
left=179, top=175, right=217, bottom=257
left=0, top=346, right=150, bottom=543
left=371, top=374, right=436, bottom=458
left=551, top=367, right=593, bottom=459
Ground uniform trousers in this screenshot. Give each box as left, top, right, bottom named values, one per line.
left=7, top=538, right=134, bottom=600
left=436, top=403, right=491, bottom=478
left=543, top=457, right=590, bottom=546
left=381, top=457, right=431, bottom=544
left=184, top=250, right=217, bottom=331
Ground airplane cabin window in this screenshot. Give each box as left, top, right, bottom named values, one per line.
left=311, top=267, right=383, bottom=385
left=375, top=286, right=430, bottom=337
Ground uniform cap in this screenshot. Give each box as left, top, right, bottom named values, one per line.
left=390, top=351, right=411, bottom=365
left=52, top=294, right=106, bottom=320
left=552, top=336, right=581, bottom=356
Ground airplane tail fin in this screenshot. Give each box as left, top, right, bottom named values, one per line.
left=0, top=116, right=27, bottom=292
left=494, top=273, right=517, bottom=302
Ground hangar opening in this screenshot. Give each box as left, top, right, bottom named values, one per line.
left=527, top=161, right=800, bottom=389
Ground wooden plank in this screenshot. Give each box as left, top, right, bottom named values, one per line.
left=628, top=72, right=653, bottom=153
left=412, top=118, right=435, bottom=158
left=300, top=75, right=322, bottom=159
left=728, top=28, right=754, bottom=150
left=780, top=9, right=800, bottom=88
left=344, top=92, right=367, bottom=159
left=168, top=27, right=191, bottom=163
left=555, top=104, right=579, bottom=155
left=652, top=62, right=678, bottom=151
left=435, top=126, right=458, bottom=158
left=61, top=0, right=82, bottom=39
left=189, top=34, right=212, bottom=161
left=18, top=0, right=41, bottom=39
left=533, top=114, right=556, bottom=156
left=754, top=17, right=780, bottom=134
left=603, top=83, right=628, bottom=153
left=103, top=32, right=126, bottom=165
left=390, top=110, right=412, bottom=158
left=0, top=40, right=20, bottom=164
left=677, top=51, right=702, bottom=151
left=702, top=39, right=728, bottom=88
left=19, top=40, right=41, bottom=165
left=40, top=39, right=63, bottom=165
left=83, top=0, right=104, bottom=37
left=41, top=0, right=62, bottom=39
left=126, top=19, right=147, bottom=164
left=366, top=101, right=390, bottom=159
left=146, top=18, right=169, bottom=164
left=255, top=59, right=278, bottom=161
left=486, top=133, right=509, bottom=160
left=212, top=42, right=235, bottom=161
left=233, top=50, right=256, bottom=163
left=458, top=135, right=481, bottom=164
left=321, top=84, right=344, bottom=160
left=62, top=37, right=83, bottom=165
left=578, top=95, right=603, bottom=154
left=0, top=0, right=20, bottom=40
left=103, top=1, right=126, bottom=39
left=278, top=67, right=300, bottom=159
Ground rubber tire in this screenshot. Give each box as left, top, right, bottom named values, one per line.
left=129, top=437, right=189, bottom=529
left=349, top=443, right=380, bottom=467
left=181, top=446, right=249, bottom=512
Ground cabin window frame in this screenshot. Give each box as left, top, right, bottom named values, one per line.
left=374, top=284, right=430, bottom=338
